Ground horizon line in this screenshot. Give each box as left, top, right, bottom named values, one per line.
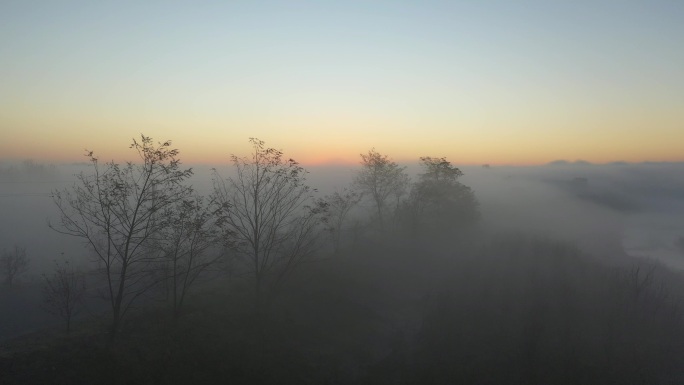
left=2, top=157, right=684, bottom=168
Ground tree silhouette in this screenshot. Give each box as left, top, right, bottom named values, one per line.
left=42, top=258, right=86, bottom=333
left=402, top=156, right=479, bottom=233
left=212, top=138, right=327, bottom=313
left=323, top=187, right=363, bottom=255
left=354, top=149, right=409, bottom=230
left=50, top=135, right=193, bottom=335
left=158, top=195, right=223, bottom=318
left=1, top=245, right=29, bottom=288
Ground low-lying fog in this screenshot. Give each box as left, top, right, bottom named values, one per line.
left=1, top=159, right=684, bottom=277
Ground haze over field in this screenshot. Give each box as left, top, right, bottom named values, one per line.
left=2, top=158, right=684, bottom=275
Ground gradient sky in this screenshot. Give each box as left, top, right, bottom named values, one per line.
left=1, top=0, right=683, bottom=165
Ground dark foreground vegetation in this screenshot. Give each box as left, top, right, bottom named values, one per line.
left=2, top=136, right=684, bottom=384
left=4, top=236, right=684, bottom=384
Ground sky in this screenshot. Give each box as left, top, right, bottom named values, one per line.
left=1, top=0, right=683, bottom=166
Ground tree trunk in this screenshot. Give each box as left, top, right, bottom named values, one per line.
left=111, top=302, right=121, bottom=336
left=255, top=273, right=262, bottom=315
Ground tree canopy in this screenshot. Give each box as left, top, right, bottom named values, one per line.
left=402, top=156, right=479, bottom=233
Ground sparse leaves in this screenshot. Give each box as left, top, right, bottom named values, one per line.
left=50, top=134, right=193, bottom=334
left=212, top=138, right=326, bottom=312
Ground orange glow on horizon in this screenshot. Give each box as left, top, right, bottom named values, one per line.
left=3, top=147, right=683, bottom=168
left=2, top=126, right=684, bottom=167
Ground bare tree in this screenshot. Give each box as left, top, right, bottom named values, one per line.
left=159, top=195, right=224, bottom=318
left=354, top=149, right=409, bottom=230
left=42, top=258, right=86, bottom=333
left=1, top=245, right=29, bottom=288
left=323, top=187, right=363, bottom=255
left=50, top=135, right=193, bottom=335
left=212, top=138, right=327, bottom=313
